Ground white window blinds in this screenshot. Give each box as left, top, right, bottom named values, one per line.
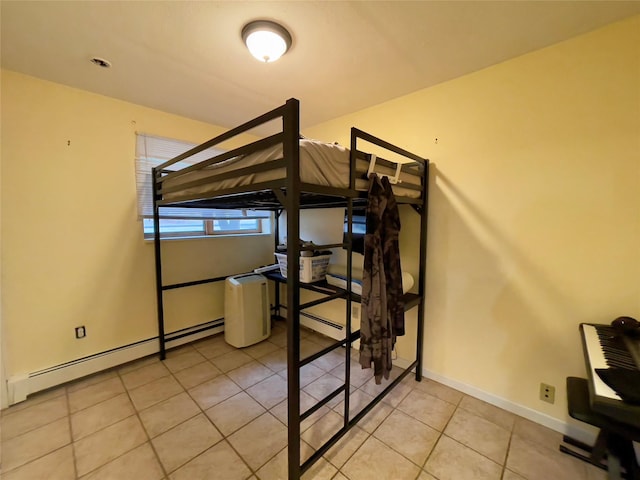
left=135, top=133, right=270, bottom=220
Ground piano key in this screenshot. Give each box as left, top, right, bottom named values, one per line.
left=581, top=324, right=622, bottom=401
left=580, top=323, right=640, bottom=429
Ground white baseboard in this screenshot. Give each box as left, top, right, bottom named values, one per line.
left=299, top=312, right=345, bottom=340
left=6, top=320, right=223, bottom=406
left=420, top=368, right=597, bottom=446
left=292, top=310, right=594, bottom=444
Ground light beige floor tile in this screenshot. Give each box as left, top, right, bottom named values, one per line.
left=374, top=409, right=440, bottom=466
left=2, top=444, right=75, bottom=480
left=397, top=389, right=456, bottom=431
left=502, top=469, right=527, bottom=480
left=117, top=355, right=159, bottom=376
left=329, top=360, right=375, bottom=388
left=303, top=373, right=344, bottom=406
left=444, top=407, right=511, bottom=464
left=1, top=387, right=66, bottom=417
left=268, top=331, right=287, bottom=348
left=425, top=435, right=502, bottom=480
left=1, top=394, right=68, bottom=441
left=269, top=390, right=330, bottom=431
left=257, top=445, right=337, bottom=480
left=73, top=415, right=147, bottom=477
left=80, top=443, right=164, bottom=480
left=342, top=436, right=421, bottom=480
left=169, top=440, right=251, bottom=480
left=66, top=370, right=118, bottom=393
left=258, top=349, right=288, bottom=373
left=414, top=379, right=464, bottom=405
left=278, top=363, right=326, bottom=388
left=70, top=393, right=135, bottom=440
left=417, top=471, right=439, bottom=480
left=188, top=374, right=242, bottom=410
left=586, top=464, right=608, bottom=480
left=459, top=395, right=516, bottom=431
left=68, top=377, right=125, bottom=413
left=301, top=411, right=344, bottom=450
left=165, top=344, right=196, bottom=357
left=192, top=336, right=236, bottom=359
left=2, top=417, right=71, bottom=472
left=356, top=399, right=394, bottom=434
left=205, top=391, right=266, bottom=436
left=506, top=434, right=588, bottom=480
left=306, top=331, right=336, bottom=347
left=303, top=373, right=344, bottom=404
left=310, top=350, right=345, bottom=372
left=227, top=413, right=288, bottom=470
left=152, top=413, right=223, bottom=473
left=139, top=392, right=200, bottom=438
left=513, top=416, right=563, bottom=448
left=360, top=373, right=414, bottom=407
left=173, top=360, right=221, bottom=389
left=162, top=348, right=207, bottom=373
left=246, top=373, right=289, bottom=409
left=120, top=362, right=170, bottom=391
left=128, top=375, right=184, bottom=411
left=332, top=388, right=374, bottom=418
left=271, top=320, right=286, bottom=332
left=3, top=334, right=593, bottom=480
left=322, top=425, right=369, bottom=468
left=227, top=361, right=274, bottom=389
left=242, top=339, right=280, bottom=359
left=209, top=350, right=254, bottom=372
left=300, top=339, right=324, bottom=358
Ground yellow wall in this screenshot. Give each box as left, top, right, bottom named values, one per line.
left=304, top=16, right=640, bottom=422
left=1, top=71, right=274, bottom=377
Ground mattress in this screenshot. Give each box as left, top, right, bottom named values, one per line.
left=162, top=138, right=422, bottom=200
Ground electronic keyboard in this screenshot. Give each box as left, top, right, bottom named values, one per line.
left=579, top=323, right=640, bottom=429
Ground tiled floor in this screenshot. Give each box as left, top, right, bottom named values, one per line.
left=1, top=321, right=606, bottom=480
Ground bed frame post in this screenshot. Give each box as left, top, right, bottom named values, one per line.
left=151, top=167, right=167, bottom=360
left=415, top=161, right=430, bottom=380
left=283, top=98, right=302, bottom=480
left=274, top=209, right=283, bottom=319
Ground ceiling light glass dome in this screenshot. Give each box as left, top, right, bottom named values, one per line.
left=242, top=20, right=292, bottom=63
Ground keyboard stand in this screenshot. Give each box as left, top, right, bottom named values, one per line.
left=560, top=377, right=640, bottom=480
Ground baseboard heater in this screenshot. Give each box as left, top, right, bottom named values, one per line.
left=6, top=318, right=224, bottom=406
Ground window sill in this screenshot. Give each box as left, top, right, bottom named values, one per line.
left=144, top=231, right=272, bottom=243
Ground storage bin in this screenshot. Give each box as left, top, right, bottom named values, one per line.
left=274, top=252, right=331, bottom=283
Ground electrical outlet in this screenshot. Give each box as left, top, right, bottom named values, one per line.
left=540, top=383, right=555, bottom=404
left=75, top=326, right=86, bottom=339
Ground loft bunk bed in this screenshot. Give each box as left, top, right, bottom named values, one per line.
left=151, top=98, right=429, bottom=480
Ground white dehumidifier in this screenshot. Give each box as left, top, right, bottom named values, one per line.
left=224, top=273, right=270, bottom=348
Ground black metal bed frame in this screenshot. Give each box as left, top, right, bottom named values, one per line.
left=151, top=98, right=429, bottom=480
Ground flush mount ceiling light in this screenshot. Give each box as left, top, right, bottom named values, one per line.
left=242, top=20, right=292, bottom=63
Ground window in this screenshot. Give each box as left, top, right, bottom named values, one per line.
left=141, top=218, right=264, bottom=237
left=135, top=133, right=270, bottom=239
left=343, top=208, right=367, bottom=252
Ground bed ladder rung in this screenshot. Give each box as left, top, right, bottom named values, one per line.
left=301, top=385, right=346, bottom=421
left=300, top=338, right=348, bottom=367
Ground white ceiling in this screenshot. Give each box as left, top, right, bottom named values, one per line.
left=2, top=1, right=639, bottom=132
